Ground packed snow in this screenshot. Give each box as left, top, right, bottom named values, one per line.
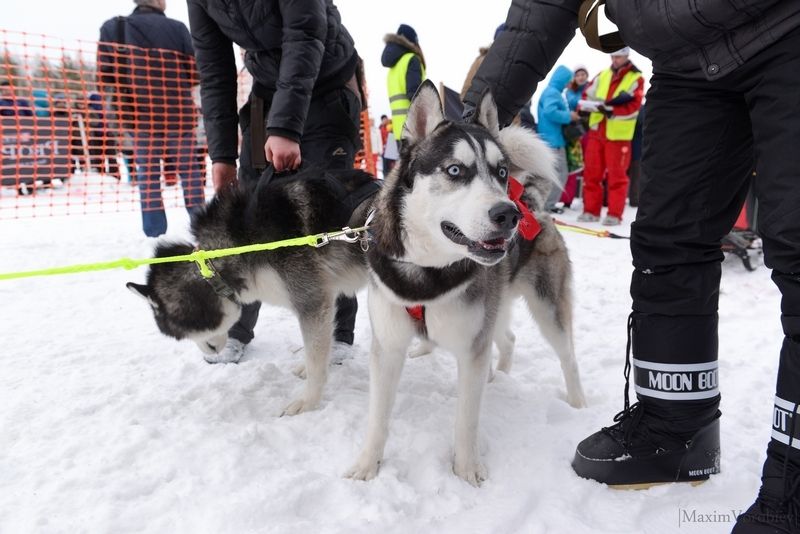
left=0, top=189, right=782, bottom=534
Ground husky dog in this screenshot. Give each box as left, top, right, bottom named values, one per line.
left=127, top=170, right=379, bottom=415
left=345, top=81, right=586, bottom=486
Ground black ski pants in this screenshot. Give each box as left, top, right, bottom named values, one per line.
left=229, top=85, right=363, bottom=345
left=629, top=27, right=800, bottom=446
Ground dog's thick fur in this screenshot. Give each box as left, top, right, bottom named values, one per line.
left=127, top=170, right=377, bottom=415
left=345, top=81, right=586, bottom=486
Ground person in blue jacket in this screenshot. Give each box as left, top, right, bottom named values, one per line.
left=536, top=65, right=578, bottom=213
left=565, top=65, right=589, bottom=111
left=31, top=89, right=50, bottom=117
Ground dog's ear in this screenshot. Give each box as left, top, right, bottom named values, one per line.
left=472, top=89, right=500, bottom=136
left=127, top=282, right=160, bottom=310
left=402, top=80, right=444, bottom=145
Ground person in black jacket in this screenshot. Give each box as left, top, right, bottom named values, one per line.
left=97, top=0, right=205, bottom=238
left=464, top=2, right=800, bottom=531
left=187, top=0, right=364, bottom=365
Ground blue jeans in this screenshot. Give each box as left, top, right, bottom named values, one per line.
left=134, top=132, right=205, bottom=237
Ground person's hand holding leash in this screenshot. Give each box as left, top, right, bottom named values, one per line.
left=212, top=162, right=237, bottom=193
left=265, top=135, right=301, bottom=172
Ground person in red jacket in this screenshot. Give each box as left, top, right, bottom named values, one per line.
left=577, top=47, right=644, bottom=226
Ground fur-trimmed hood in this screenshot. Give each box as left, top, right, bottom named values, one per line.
left=381, top=33, right=426, bottom=69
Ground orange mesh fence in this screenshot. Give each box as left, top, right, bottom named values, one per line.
left=0, top=30, right=377, bottom=220
left=355, top=110, right=378, bottom=177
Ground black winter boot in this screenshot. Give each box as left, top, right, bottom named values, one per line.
left=733, top=338, right=800, bottom=533
left=733, top=449, right=800, bottom=533
left=572, top=313, right=722, bottom=488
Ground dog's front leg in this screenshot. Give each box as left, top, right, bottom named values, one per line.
left=453, top=347, right=492, bottom=486
left=282, top=305, right=334, bottom=416
left=346, top=293, right=414, bottom=481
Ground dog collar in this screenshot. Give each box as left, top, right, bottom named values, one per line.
left=194, top=249, right=240, bottom=304
left=205, top=261, right=239, bottom=303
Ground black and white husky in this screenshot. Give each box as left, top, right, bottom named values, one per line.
left=345, top=81, right=586, bottom=486
left=127, top=170, right=378, bottom=415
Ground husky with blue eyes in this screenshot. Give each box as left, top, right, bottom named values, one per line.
left=346, top=81, right=586, bottom=486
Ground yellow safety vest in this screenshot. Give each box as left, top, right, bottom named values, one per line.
left=387, top=52, right=426, bottom=136
left=588, top=68, right=642, bottom=141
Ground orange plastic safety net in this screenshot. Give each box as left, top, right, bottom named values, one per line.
left=0, top=29, right=376, bottom=220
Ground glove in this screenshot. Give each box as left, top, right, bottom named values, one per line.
left=605, top=91, right=634, bottom=106
left=598, top=104, right=614, bottom=118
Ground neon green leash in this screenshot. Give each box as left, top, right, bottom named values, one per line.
left=0, top=225, right=370, bottom=282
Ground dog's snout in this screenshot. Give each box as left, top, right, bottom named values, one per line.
left=489, top=203, right=520, bottom=231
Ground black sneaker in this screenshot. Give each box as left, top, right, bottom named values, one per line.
left=733, top=454, right=800, bottom=533
left=572, top=402, right=721, bottom=488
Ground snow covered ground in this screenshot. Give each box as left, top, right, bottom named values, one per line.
left=0, top=200, right=783, bottom=534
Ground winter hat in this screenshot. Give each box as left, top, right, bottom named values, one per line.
left=610, top=47, right=631, bottom=57
left=397, top=24, right=418, bottom=44
left=573, top=64, right=589, bottom=76
left=494, top=23, right=507, bottom=41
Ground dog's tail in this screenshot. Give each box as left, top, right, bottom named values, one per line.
left=499, top=125, right=559, bottom=211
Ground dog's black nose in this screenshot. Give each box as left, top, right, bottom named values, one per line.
left=489, top=203, right=520, bottom=231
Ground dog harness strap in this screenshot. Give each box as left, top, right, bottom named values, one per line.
left=405, top=305, right=428, bottom=336
left=508, top=176, right=542, bottom=241
left=406, top=305, right=424, bottom=322
left=199, top=257, right=239, bottom=304
left=250, top=92, right=267, bottom=170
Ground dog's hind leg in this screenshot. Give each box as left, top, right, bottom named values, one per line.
left=494, top=296, right=516, bottom=375
left=282, top=302, right=335, bottom=416
left=521, top=272, right=587, bottom=409
left=345, top=294, right=415, bottom=481
left=495, top=328, right=516, bottom=375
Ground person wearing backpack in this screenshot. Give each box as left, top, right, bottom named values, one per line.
left=97, top=0, right=205, bottom=238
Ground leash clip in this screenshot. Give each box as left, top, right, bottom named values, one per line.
left=314, top=233, right=330, bottom=248
left=338, top=226, right=362, bottom=244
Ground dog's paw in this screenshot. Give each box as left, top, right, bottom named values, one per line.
left=567, top=390, right=587, bottom=409
left=344, top=457, right=381, bottom=481
left=292, top=364, right=307, bottom=380
left=453, top=459, right=487, bottom=487
left=408, top=339, right=435, bottom=359
left=281, top=396, right=318, bottom=416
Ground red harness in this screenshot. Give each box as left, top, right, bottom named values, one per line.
left=404, top=176, right=540, bottom=326
left=507, top=176, right=541, bottom=241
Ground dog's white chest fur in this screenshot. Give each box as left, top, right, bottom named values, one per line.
left=242, top=268, right=294, bottom=308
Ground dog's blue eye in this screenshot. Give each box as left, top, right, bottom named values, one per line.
left=447, top=164, right=460, bottom=176
left=498, top=167, right=508, bottom=179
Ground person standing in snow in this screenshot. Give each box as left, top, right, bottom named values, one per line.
left=577, top=47, right=643, bottom=226
left=464, top=2, right=800, bottom=532
left=187, top=0, right=365, bottom=365
left=536, top=65, right=579, bottom=214
left=382, top=24, right=425, bottom=147
left=561, top=65, right=590, bottom=209
left=97, top=0, right=205, bottom=238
